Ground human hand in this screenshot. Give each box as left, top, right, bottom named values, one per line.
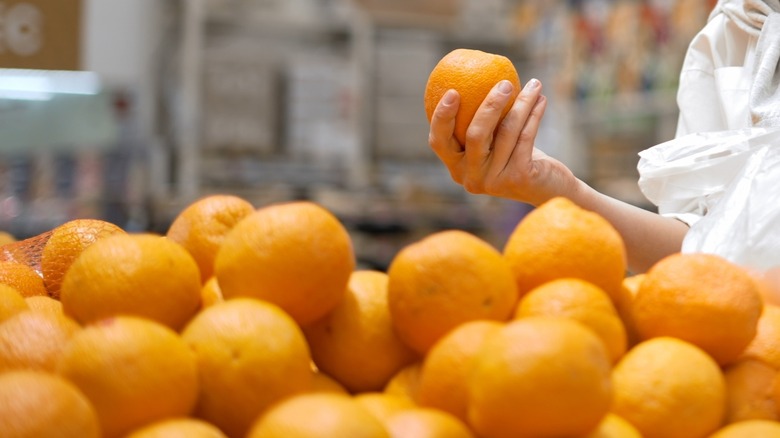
left=428, top=79, right=578, bottom=206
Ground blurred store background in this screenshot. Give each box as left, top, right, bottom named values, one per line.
left=0, top=0, right=714, bottom=269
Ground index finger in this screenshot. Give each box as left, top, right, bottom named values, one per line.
left=429, top=89, right=465, bottom=164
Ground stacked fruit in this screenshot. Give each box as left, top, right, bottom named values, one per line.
left=0, top=194, right=779, bottom=438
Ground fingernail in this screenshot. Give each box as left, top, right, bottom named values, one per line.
left=498, top=80, right=513, bottom=95
left=526, top=78, right=540, bottom=90
left=442, top=89, right=457, bottom=106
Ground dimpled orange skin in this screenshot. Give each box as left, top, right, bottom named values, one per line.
left=503, top=197, right=627, bottom=301
left=57, top=316, right=199, bottom=438
left=166, top=194, right=255, bottom=283
left=214, top=201, right=356, bottom=327
left=611, top=337, right=726, bottom=438
left=416, top=320, right=503, bottom=423
left=387, top=230, right=519, bottom=355
left=60, top=233, right=202, bottom=331
left=0, top=261, right=48, bottom=298
left=180, top=298, right=313, bottom=438
left=424, top=48, right=521, bottom=145
left=633, top=253, right=763, bottom=366
left=0, top=370, right=101, bottom=438
left=40, top=219, right=126, bottom=299
left=467, top=317, right=613, bottom=438
left=303, top=270, right=418, bottom=393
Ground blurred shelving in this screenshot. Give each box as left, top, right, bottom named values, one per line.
left=145, top=0, right=713, bottom=267
left=0, top=0, right=714, bottom=268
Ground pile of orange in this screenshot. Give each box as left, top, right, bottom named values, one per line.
left=0, top=192, right=774, bottom=438
left=0, top=48, right=777, bottom=438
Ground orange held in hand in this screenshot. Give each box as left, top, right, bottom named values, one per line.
left=424, top=48, right=521, bottom=145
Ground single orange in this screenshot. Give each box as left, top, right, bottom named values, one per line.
left=0, top=261, right=47, bottom=297
left=304, top=270, right=418, bottom=393
left=614, top=274, right=645, bottom=348
left=181, top=298, right=312, bottom=438
left=60, top=233, right=202, bottom=330
left=773, top=372, right=780, bottom=418
left=385, top=408, right=475, bottom=438
left=24, top=295, right=63, bottom=317
left=611, top=337, right=726, bottom=438
left=57, top=316, right=199, bottom=438
left=514, top=278, right=627, bottom=363
left=246, top=393, right=390, bottom=438
left=124, top=417, right=227, bottom=438
left=709, top=420, right=780, bottom=437
left=215, top=201, right=355, bottom=326
left=584, top=413, right=642, bottom=438
left=0, top=310, right=80, bottom=372
left=166, top=194, right=255, bottom=283
left=424, top=48, right=521, bottom=145
left=0, top=370, right=100, bottom=438
left=723, top=359, right=778, bottom=424
left=310, top=369, right=349, bottom=395
left=40, top=218, right=125, bottom=299
left=0, top=284, right=29, bottom=323
left=416, top=320, right=503, bottom=423
left=467, top=317, right=612, bottom=438
left=503, top=197, right=627, bottom=300
left=200, top=276, right=224, bottom=310
left=739, top=304, right=780, bottom=368
left=387, top=230, right=518, bottom=355
left=384, top=362, right=423, bottom=403
left=354, top=392, right=415, bottom=423
left=633, top=253, right=763, bottom=365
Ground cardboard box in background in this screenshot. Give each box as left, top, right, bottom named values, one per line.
left=0, top=0, right=82, bottom=70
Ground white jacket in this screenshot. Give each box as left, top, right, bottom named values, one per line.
left=637, top=0, right=780, bottom=268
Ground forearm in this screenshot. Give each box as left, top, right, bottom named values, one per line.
left=567, top=179, right=688, bottom=274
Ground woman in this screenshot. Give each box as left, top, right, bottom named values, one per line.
left=427, top=0, right=780, bottom=273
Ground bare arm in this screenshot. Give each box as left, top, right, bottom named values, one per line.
left=568, top=181, right=688, bottom=273
left=428, top=79, right=686, bottom=273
